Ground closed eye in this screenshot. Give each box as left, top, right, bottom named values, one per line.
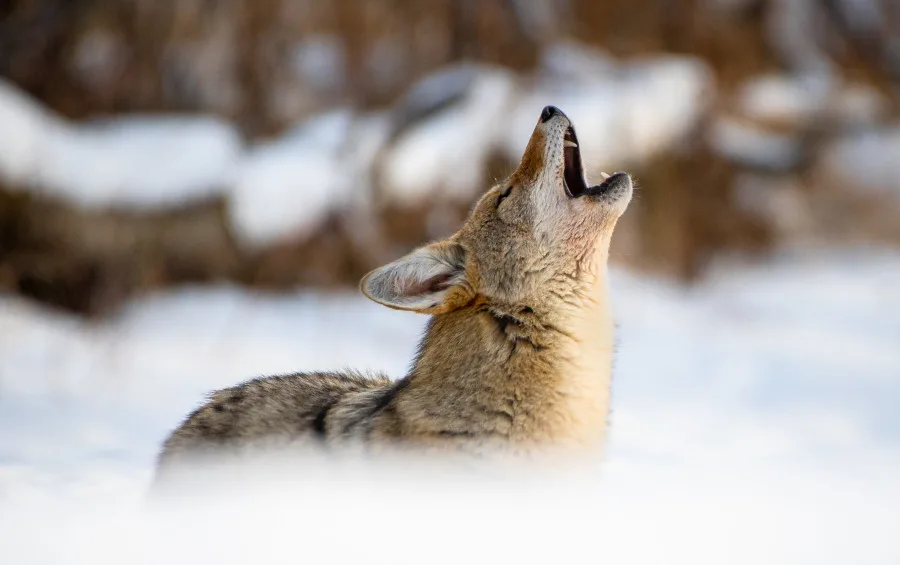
left=497, top=186, right=513, bottom=206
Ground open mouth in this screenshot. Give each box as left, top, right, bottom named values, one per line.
left=563, top=126, right=624, bottom=198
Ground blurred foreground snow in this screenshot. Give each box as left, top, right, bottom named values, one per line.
left=0, top=248, right=898, bottom=564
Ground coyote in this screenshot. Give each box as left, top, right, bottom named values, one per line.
left=157, top=106, right=632, bottom=474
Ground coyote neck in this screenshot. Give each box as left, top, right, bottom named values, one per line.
left=399, top=275, right=615, bottom=449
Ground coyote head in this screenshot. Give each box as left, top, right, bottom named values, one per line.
left=362, top=106, right=632, bottom=315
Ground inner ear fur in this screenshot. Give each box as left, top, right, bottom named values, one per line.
left=359, top=240, right=471, bottom=314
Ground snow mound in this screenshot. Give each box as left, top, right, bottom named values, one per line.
left=41, top=117, right=241, bottom=209
left=229, top=110, right=354, bottom=247
left=0, top=78, right=242, bottom=210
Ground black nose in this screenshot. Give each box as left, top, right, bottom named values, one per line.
left=540, top=105, right=559, bottom=123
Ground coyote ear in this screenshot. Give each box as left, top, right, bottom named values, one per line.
left=360, top=240, right=470, bottom=314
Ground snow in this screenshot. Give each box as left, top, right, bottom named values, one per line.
left=1, top=248, right=899, bottom=563
left=708, top=117, right=804, bottom=171
left=736, top=73, right=831, bottom=126
left=0, top=78, right=242, bottom=209
left=735, top=73, right=888, bottom=129
left=1, top=44, right=713, bottom=245
left=503, top=54, right=712, bottom=175
left=380, top=66, right=518, bottom=205
left=0, top=79, right=48, bottom=186
left=227, top=109, right=399, bottom=247
left=819, top=128, right=900, bottom=198
left=616, top=57, right=712, bottom=160
left=538, top=41, right=616, bottom=81
left=229, top=110, right=354, bottom=247
left=41, top=117, right=241, bottom=209
left=0, top=79, right=363, bottom=247
left=382, top=48, right=712, bottom=204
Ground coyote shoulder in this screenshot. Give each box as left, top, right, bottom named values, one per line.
left=157, top=106, right=633, bottom=475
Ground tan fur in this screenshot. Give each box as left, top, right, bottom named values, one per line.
left=156, top=108, right=633, bottom=478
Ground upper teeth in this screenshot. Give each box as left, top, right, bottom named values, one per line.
left=600, top=172, right=610, bottom=179
left=564, top=140, right=578, bottom=148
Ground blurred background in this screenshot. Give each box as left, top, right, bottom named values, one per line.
left=0, top=2, right=899, bottom=560
left=2, top=0, right=900, bottom=313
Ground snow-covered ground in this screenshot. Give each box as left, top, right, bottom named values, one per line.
left=0, top=247, right=898, bottom=564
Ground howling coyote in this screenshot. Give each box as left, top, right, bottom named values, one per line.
left=157, top=106, right=633, bottom=474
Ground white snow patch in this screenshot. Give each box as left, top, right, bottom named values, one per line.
left=0, top=78, right=242, bottom=210
left=617, top=57, right=713, bottom=161
left=505, top=54, right=712, bottom=175
left=229, top=110, right=354, bottom=247
left=41, top=117, right=241, bottom=209
left=340, top=111, right=393, bottom=210
left=709, top=117, right=804, bottom=171
left=380, top=67, right=518, bottom=205
left=538, top=40, right=616, bottom=81
left=0, top=79, right=49, bottom=186
left=736, top=73, right=830, bottom=126
left=736, top=73, right=888, bottom=128
left=819, top=128, right=900, bottom=197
